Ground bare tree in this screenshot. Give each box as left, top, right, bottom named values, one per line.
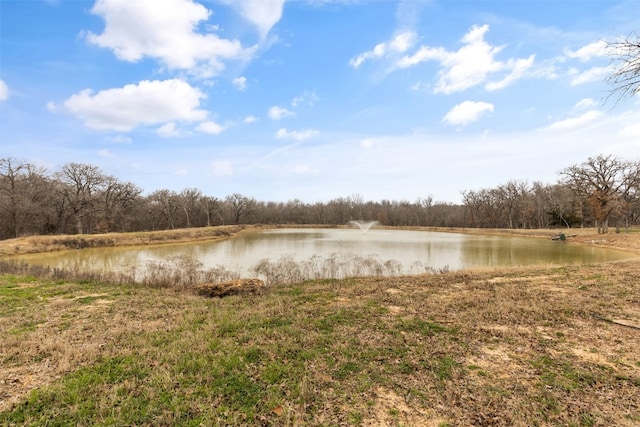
left=616, top=160, right=640, bottom=231
left=55, top=163, right=107, bottom=234
left=99, top=177, right=141, bottom=232
left=178, top=188, right=204, bottom=228
left=0, top=159, right=49, bottom=238
left=226, top=193, right=253, bottom=224
left=561, top=155, right=638, bottom=233
left=147, top=189, right=180, bottom=230
left=201, top=196, right=223, bottom=226
left=0, top=158, right=30, bottom=238
left=606, top=33, right=640, bottom=104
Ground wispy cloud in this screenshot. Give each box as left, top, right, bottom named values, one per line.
left=574, top=98, right=597, bottom=110
left=217, top=0, right=286, bottom=38
left=0, top=79, right=8, bottom=101
left=268, top=105, right=295, bottom=120
left=399, top=25, right=534, bottom=94
left=197, top=120, right=226, bottom=135
left=291, top=90, right=319, bottom=107
left=564, top=40, right=608, bottom=61
left=275, top=128, right=320, bottom=141
left=157, top=122, right=185, bottom=138
left=355, top=24, right=535, bottom=94
left=569, top=65, right=612, bottom=86
left=443, top=101, right=494, bottom=126
left=541, top=110, right=603, bottom=131
left=350, top=31, right=417, bottom=68
left=232, top=76, right=247, bottom=91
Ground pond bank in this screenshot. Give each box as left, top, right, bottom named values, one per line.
left=1, top=225, right=639, bottom=256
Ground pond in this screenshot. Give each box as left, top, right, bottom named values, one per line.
left=13, top=228, right=635, bottom=279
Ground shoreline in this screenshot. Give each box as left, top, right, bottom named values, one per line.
left=1, top=224, right=639, bottom=257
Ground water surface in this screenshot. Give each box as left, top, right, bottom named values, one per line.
left=13, top=228, right=634, bottom=276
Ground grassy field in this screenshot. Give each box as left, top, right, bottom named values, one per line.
left=1, top=227, right=639, bottom=426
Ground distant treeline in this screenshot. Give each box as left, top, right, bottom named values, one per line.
left=1, top=155, right=638, bottom=240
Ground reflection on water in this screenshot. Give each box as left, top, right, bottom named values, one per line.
left=14, top=229, right=634, bottom=277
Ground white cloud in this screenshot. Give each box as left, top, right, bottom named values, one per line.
left=569, top=65, right=611, bottom=86
left=396, top=45, right=446, bottom=68
left=268, top=105, right=295, bottom=120
left=61, top=79, right=208, bottom=131
left=219, top=0, right=285, bottom=38
left=0, top=79, right=8, bottom=101
left=542, top=110, right=603, bottom=131
left=350, top=31, right=417, bottom=68
left=232, top=76, right=247, bottom=91
left=157, top=122, right=184, bottom=138
left=244, top=115, right=258, bottom=124
left=275, top=128, right=319, bottom=141
left=575, top=98, right=597, bottom=110
left=410, top=81, right=429, bottom=91
left=197, top=120, right=225, bottom=134
left=211, top=160, right=233, bottom=176
left=565, top=40, right=608, bottom=61
left=485, top=55, right=535, bottom=91
left=443, top=101, right=494, bottom=126
left=45, top=101, right=58, bottom=112
left=291, top=90, right=319, bottom=107
left=397, top=25, right=533, bottom=94
left=98, top=149, right=114, bottom=157
left=85, top=0, right=253, bottom=77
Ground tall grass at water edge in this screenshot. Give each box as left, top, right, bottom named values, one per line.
left=0, top=253, right=446, bottom=289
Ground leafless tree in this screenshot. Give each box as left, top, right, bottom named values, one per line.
left=201, top=195, right=223, bottom=226
left=147, top=189, right=180, bottom=230
left=0, top=159, right=51, bottom=238
left=100, top=177, right=141, bottom=232
left=55, top=163, right=107, bottom=234
left=561, top=155, right=638, bottom=233
left=178, top=188, right=205, bottom=228
left=0, top=158, right=30, bottom=238
left=226, top=193, right=253, bottom=224
left=606, top=33, right=640, bottom=104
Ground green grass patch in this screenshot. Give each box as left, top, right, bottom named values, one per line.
left=2, top=263, right=640, bottom=426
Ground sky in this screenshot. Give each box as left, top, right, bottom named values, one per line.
left=1, top=0, right=639, bottom=204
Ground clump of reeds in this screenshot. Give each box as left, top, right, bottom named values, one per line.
left=0, top=252, right=449, bottom=290
left=250, top=253, right=446, bottom=286
left=0, top=256, right=239, bottom=290
left=138, top=255, right=239, bottom=289
left=0, top=259, right=136, bottom=285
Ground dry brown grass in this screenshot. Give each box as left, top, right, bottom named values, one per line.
left=0, top=225, right=255, bottom=256
left=1, top=226, right=639, bottom=425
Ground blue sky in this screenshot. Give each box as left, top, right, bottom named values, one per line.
left=1, top=0, right=639, bottom=203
